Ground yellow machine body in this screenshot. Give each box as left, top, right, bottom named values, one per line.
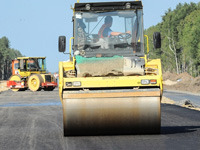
left=59, top=0, right=163, bottom=136
left=59, top=58, right=163, bottom=101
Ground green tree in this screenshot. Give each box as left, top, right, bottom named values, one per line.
left=178, top=9, right=200, bottom=76
left=145, top=2, right=200, bottom=77
left=0, top=36, right=23, bottom=80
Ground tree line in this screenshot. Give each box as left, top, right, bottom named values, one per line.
left=145, top=2, right=200, bottom=77
left=0, top=36, right=22, bottom=80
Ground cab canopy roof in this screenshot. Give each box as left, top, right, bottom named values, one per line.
left=16, top=57, right=46, bottom=60
left=74, top=1, right=143, bottom=11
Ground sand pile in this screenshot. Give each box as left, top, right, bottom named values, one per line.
left=163, top=72, right=200, bottom=94
left=175, top=72, right=194, bottom=82
left=163, top=71, right=177, bottom=81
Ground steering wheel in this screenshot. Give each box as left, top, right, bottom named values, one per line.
left=118, top=33, right=131, bottom=42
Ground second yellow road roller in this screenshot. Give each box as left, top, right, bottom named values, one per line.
left=7, top=57, right=57, bottom=92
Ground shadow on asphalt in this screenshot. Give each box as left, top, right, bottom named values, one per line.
left=161, top=126, right=200, bottom=134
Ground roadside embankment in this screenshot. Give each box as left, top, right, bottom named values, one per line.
left=0, top=81, right=9, bottom=93
left=163, top=71, right=200, bottom=94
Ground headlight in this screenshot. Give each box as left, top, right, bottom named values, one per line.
left=141, top=79, right=150, bottom=85
left=73, top=81, right=81, bottom=87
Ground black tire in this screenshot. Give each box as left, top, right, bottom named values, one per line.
left=153, top=32, right=161, bottom=49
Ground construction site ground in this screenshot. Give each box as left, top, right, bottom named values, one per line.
left=0, top=89, right=199, bottom=150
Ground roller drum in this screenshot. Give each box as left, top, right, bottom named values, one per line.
left=9, top=75, right=21, bottom=92
left=63, top=95, right=161, bottom=136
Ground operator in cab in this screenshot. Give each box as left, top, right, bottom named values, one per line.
left=98, top=16, right=130, bottom=38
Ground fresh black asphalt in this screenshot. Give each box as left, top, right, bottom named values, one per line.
left=0, top=89, right=199, bottom=150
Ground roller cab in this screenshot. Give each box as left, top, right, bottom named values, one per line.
left=58, top=0, right=162, bottom=136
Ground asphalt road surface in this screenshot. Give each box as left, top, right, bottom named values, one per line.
left=0, top=89, right=200, bottom=150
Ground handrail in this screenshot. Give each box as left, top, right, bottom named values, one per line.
left=144, top=35, right=149, bottom=54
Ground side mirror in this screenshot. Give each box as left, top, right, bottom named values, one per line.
left=58, top=36, right=66, bottom=52
left=153, top=32, right=161, bottom=49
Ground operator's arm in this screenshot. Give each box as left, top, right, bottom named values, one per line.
left=110, top=32, right=122, bottom=36
left=110, top=30, right=131, bottom=36
left=104, top=27, right=131, bottom=37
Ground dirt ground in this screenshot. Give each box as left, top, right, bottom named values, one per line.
left=161, top=96, right=175, bottom=105
left=163, top=71, right=200, bottom=94
left=0, top=81, right=9, bottom=93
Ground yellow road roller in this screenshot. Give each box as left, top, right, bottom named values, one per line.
left=58, top=0, right=162, bottom=136
left=7, top=57, right=57, bottom=92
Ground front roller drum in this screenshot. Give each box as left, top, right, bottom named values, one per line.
left=8, top=75, right=21, bottom=92
left=63, top=95, right=161, bottom=136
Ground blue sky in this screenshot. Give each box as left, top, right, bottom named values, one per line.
left=0, top=0, right=199, bottom=72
